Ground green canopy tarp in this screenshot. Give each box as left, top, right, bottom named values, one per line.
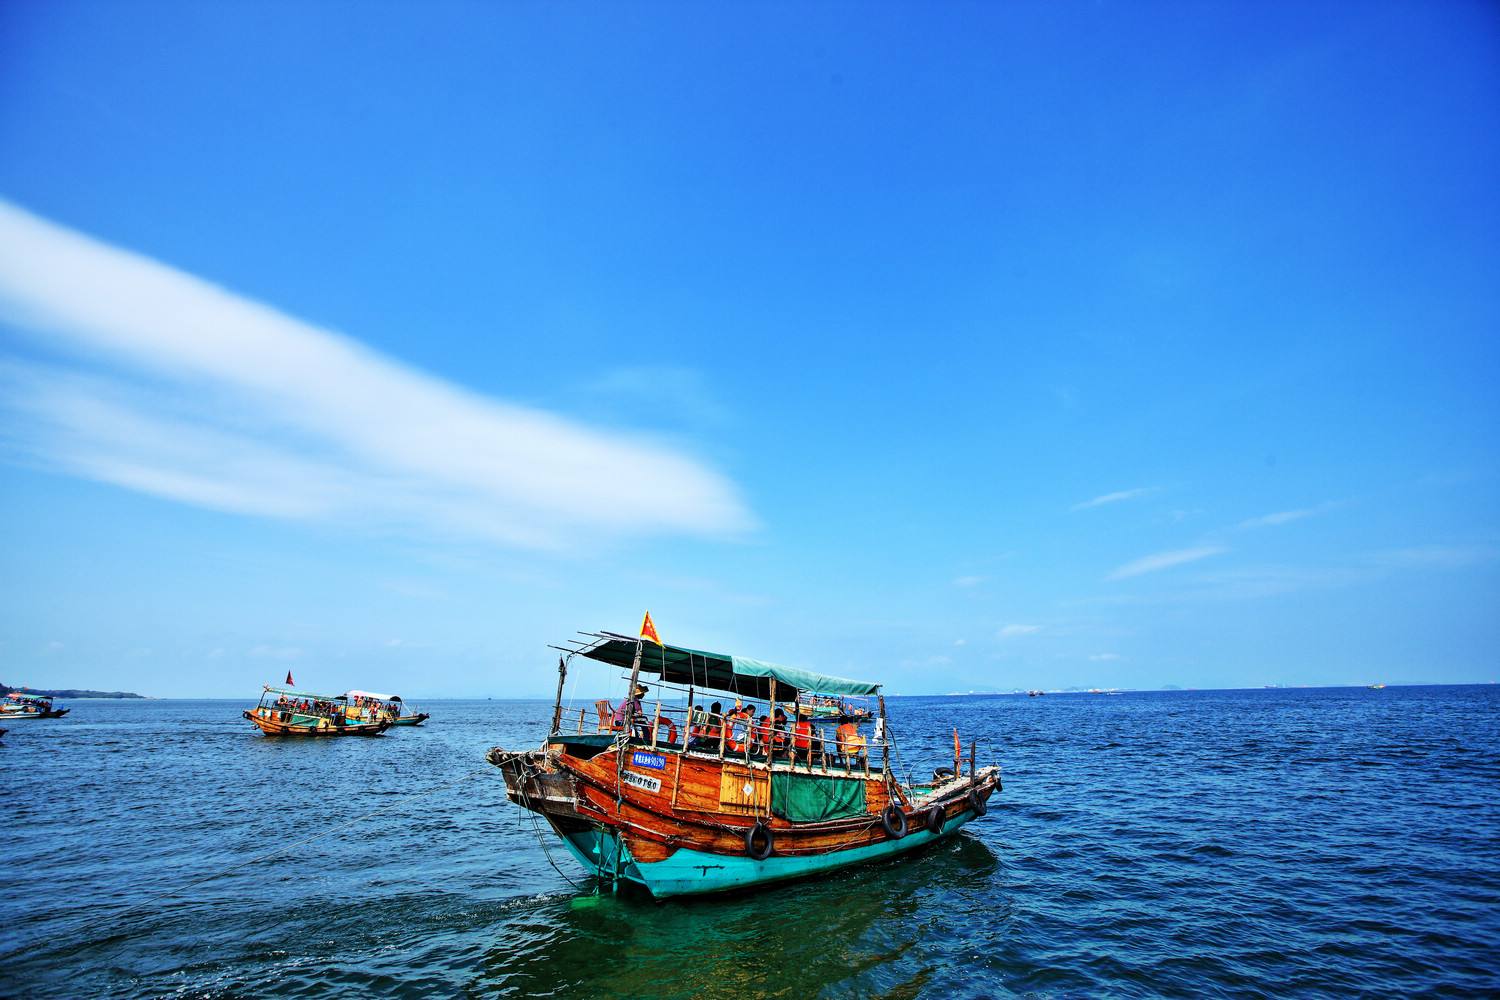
left=573, top=633, right=881, bottom=701
left=770, top=772, right=868, bottom=823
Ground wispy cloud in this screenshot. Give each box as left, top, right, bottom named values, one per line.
left=952, top=575, right=986, bottom=588
left=1088, top=652, right=1121, bottom=661
left=1362, top=544, right=1498, bottom=570
left=1108, top=545, right=1226, bottom=580
left=997, top=624, right=1041, bottom=638
left=1072, top=487, right=1158, bottom=511
left=0, top=201, right=754, bottom=549
left=1236, top=501, right=1340, bottom=531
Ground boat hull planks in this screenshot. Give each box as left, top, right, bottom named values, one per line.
left=243, top=709, right=390, bottom=737
left=556, top=805, right=984, bottom=898
left=0, top=708, right=69, bottom=720
left=491, top=742, right=999, bottom=898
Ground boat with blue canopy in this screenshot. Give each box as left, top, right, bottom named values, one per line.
left=487, top=626, right=1001, bottom=898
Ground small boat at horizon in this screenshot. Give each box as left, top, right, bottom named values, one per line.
left=1, top=692, right=70, bottom=719
left=243, top=685, right=390, bottom=736
left=488, top=626, right=1001, bottom=899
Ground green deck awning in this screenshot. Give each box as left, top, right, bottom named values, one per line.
left=571, top=633, right=880, bottom=701
left=262, top=684, right=345, bottom=701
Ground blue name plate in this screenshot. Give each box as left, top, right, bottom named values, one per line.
left=631, top=751, right=667, bottom=770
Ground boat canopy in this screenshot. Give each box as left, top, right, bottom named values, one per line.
left=261, top=684, right=345, bottom=701
left=344, top=690, right=401, bottom=702
left=572, top=632, right=881, bottom=701
left=7, top=692, right=47, bottom=699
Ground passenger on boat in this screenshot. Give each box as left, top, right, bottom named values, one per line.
left=771, top=708, right=791, bottom=758
left=751, top=714, right=773, bottom=757
left=611, top=684, right=651, bottom=737
left=724, top=704, right=754, bottom=753
left=792, top=713, right=814, bottom=763
left=837, top=721, right=866, bottom=768
left=690, top=701, right=724, bottom=750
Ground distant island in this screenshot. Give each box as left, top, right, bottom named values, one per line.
left=2, top=683, right=146, bottom=699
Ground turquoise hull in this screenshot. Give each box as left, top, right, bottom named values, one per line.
left=556, top=808, right=981, bottom=898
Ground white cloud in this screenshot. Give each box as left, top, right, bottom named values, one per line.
left=953, top=638, right=967, bottom=647
left=1072, top=487, right=1158, bottom=511
left=1363, top=545, right=1498, bottom=570
left=1108, top=545, right=1226, bottom=580
left=0, top=200, right=754, bottom=549
left=1088, top=652, right=1121, bottom=661
left=1236, top=502, right=1339, bottom=531
left=952, top=575, right=986, bottom=587
left=997, top=624, right=1041, bottom=638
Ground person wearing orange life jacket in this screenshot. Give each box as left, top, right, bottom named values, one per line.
left=751, top=714, right=773, bottom=756
left=770, top=708, right=791, bottom=758
left=836, top=720, right=866, bottom=767
left=690, top=701, right=724, bottom=750
left=792, top=712, right=815, bottom=763
left=724, top=703, right=754, bottom=753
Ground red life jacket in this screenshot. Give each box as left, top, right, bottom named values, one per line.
left=793, top=720, right=812, bottom=750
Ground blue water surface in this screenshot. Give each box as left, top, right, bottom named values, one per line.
left=2, top=686, right=1498, bottom=997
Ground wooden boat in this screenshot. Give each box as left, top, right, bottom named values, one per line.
left=344, top=689, right=430, bottom=727
left=1, top=692, right=70, bottom=719
left=488, top=630, right=1001, bottom=899
left=243, top=685, right=390, bottom=736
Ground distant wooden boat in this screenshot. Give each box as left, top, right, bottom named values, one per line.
left=1, top=692, right=70, bottom=719
left=488, top=629, right=1001, bottom=899
left=244, top=685, right=390, bottom=736
left=344, top=689, right=430, bottom=727
left=1369, top=683, right=1386, bottom=690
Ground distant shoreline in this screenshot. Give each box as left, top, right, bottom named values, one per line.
left=2, top=686, right=147, bottom=700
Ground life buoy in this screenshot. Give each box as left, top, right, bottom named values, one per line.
left=967, top=787, right=987, bottom=817
left=654, top=717, right=678, bottom=746
left=745, top=821, right=774, bottom=861
left=924, top=805, right=945, bottom=835
left=881, top=804, right=907, bottom=839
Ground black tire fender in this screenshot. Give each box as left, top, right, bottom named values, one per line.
left=967, top=787, right=988, bottom=817
left=924, top=804, right=945, bottom=835
left=881, top=804, right=908, bottom=839
left=745, top=820, right=774, bottom=861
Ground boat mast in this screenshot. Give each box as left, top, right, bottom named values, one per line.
left=550, top=655, right=567, bottom=735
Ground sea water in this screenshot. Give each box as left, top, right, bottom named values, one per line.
left=2, top=686, right=1497, bottom=997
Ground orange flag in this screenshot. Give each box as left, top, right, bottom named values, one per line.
left=640, top=610, right=663, bottom=647
left=286, top=671, right=294, bottom=686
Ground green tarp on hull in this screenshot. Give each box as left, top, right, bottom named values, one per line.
left=770, top=772, right=868, bottom=822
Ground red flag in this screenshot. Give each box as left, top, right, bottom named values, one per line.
left=640, top=611, right=662, bottom=647
left=286, top=671, right=294, bottom=686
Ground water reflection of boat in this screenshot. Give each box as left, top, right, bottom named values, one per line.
left=1, top=692, right=70, bottom=719
left=488, top=628, right=1001, bottom=899
left=242, top=685, right=390, bottom=736
left=344, top=689, right=430, bottom=726
left=475, top=834, right=999, bottom=994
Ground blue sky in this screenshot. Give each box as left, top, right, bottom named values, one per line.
left=1, top=2, right=1496, bottom=697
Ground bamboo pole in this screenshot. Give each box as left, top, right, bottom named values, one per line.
left=550, top=655, right=567, bottom=735
left=769, top=679, right=778, bottom=766
left=651, top=702, right=661, bottom=750
left=878, top=694, right=890, bottom=779
left=577, top=708, right=585, bottom=734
